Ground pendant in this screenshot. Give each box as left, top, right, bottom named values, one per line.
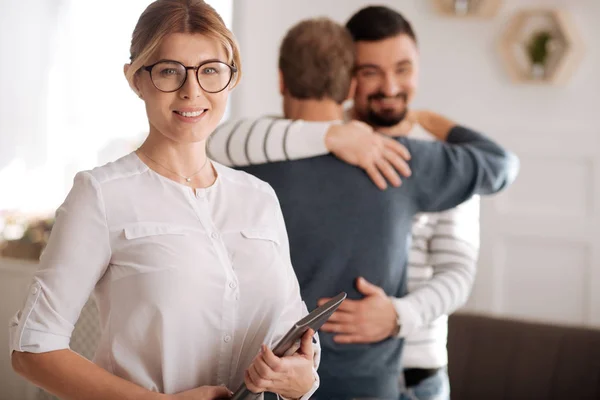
left=186, top=178, right=191, bottom=182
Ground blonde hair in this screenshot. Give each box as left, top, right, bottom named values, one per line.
left=125, top=0, right=241, bottom=88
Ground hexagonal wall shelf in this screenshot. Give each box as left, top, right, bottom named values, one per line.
left=499, top=9, right=584, bottom=85
left=431, top=0, right=502, bottom=18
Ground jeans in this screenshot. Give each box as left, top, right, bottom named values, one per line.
left=399, top=368, right=450, bottom=400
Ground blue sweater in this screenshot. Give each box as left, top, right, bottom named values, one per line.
left=240, top=126, right=518, bottom=399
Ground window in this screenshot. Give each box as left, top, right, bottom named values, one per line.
left=0, top=0, right=234, bottom=213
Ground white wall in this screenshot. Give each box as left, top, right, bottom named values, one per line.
left=230, top=0, right=600, bottom=326
left=230, top=0, right=599, bottom=124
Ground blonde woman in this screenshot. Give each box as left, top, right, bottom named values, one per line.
left=9, top=1, right=318, bottom=399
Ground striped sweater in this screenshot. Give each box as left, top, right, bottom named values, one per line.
left=208, top=118, right=480, bottom=369
left=395, top=125, right=480, bottom=369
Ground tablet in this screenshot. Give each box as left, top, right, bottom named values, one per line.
left=230, top=292, right=347, bottom=400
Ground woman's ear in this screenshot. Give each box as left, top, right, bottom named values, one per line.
left=124, top=64, right=143, bottom=99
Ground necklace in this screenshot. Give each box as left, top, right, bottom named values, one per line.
left=138, top=149, right=210, bottom=183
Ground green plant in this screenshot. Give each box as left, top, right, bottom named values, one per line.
left=527, top=31, right=552, bottom=65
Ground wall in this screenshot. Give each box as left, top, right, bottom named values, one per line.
left=230, top=0, right=600, bottom=326
left=230, top=0, right=599, bottom=124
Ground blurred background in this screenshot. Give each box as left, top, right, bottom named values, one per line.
left=231, top=0, right=600, bottom=333
left=1, top=0, right=599, bottom=398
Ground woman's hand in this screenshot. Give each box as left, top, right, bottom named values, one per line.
left=166, top=385, right=232, bottom=400
left=244, top=329, right=316, bottom=399
left=325, top=121, right=412, bottom=190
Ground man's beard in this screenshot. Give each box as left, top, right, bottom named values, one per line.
left=364, top=92, right=408, bottom=127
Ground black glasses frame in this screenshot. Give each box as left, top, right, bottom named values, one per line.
left=142, top=59, right=238, bottom=94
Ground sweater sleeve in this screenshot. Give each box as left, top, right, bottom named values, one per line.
left=392, top=196, right=480, bottom=337
left=207, top=117, right=332, bottom=167
left=401, top=125, right=519, bottom=213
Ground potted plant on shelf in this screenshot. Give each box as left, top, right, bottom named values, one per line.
left=526, top=30, right=553, bottom=79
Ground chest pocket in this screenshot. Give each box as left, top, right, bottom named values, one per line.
left=123, top=224, right=188, bottom=239
left=230, top=228, right=281, bottom=272
left=233, top=228, right=288, bottom=306
left=114, top=224, right=199, bottom=277
left=240, top=228, right=280, bottom=244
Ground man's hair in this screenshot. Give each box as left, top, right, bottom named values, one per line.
left=345, top=5, right=417, bottom=44
left=278, top=18, right=354, bottom=104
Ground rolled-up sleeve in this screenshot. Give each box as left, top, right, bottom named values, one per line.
left=8, top=171, right=111, bottom=356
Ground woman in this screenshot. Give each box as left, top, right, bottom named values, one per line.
left=9, top=1, right=318, bottom=399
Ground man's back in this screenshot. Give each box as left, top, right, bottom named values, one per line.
left=239, top=124, right=518, bottom=398
left=230, top=122, right=517, bottom=398
left=242, top=154, right=416, bottom=398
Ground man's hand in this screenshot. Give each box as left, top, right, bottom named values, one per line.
left=167, top=385, right=232, bottom=400
left=325, top=120, right=412, bottom=190
left=244, top=329, right=315, bottom=399
left=318, top=277, right=398, bottom=344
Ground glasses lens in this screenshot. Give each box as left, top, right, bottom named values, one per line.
left=150, top=61, right=186, bottom=92
left=197, top=62, right=232, bottom=93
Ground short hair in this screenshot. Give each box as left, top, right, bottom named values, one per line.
left=278, top=18, right=354, bottom=104
left=126, top=0, right=241, bottom=88
left=346, top=5, right=417, bottom=44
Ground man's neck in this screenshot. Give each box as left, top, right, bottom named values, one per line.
left=283, top=97, right=344, bottom=121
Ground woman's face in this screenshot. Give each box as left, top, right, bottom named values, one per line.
left=134, top=32, right=232, bottom=144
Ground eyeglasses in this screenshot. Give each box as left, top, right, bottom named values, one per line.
left=142, top=59, right=237, bottom=93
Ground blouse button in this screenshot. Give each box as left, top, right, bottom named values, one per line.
left=229, top=281, right=237, bottom=289
left=211, top=232, right=219, bottom=240
left=31, top=287, right=39, bottom=295
left=224, top=335, right=232, bottom=343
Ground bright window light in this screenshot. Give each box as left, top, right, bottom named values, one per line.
left=0, top=0, right=233, bottom=214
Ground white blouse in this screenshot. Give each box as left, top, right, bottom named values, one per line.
left=9, top=152, right=319, bottom=398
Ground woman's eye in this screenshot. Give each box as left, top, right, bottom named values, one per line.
left=160, top=68, right=178, bottom=76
